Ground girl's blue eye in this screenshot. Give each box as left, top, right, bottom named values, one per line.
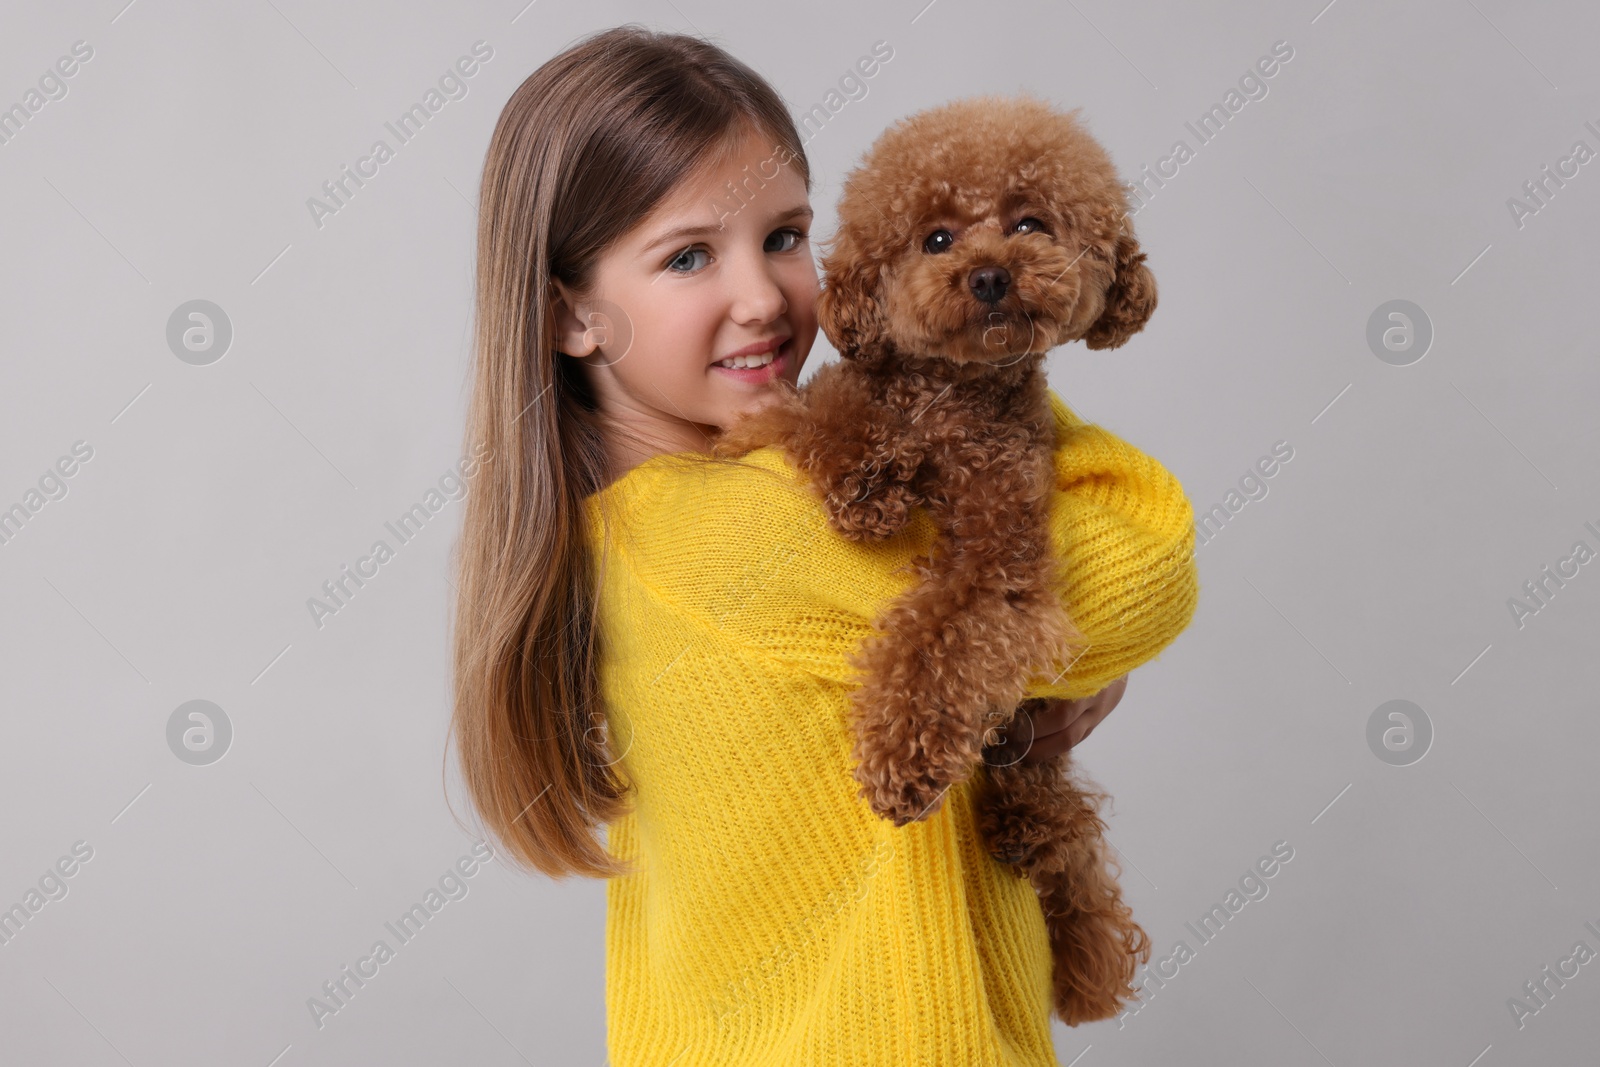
left=664, top=227, right=808, bottom=276
left=666, top=247, right=709, bottom=274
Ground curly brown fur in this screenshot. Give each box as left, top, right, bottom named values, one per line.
left=977, top=754, right=1153, bottom=1024
left=714, top=93, right=1157, bottom=1025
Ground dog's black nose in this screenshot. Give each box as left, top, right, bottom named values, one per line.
left=969, top=265, right=1010, bottom=304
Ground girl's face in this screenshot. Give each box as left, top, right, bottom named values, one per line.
left=554, top=124, right=819, bottom=471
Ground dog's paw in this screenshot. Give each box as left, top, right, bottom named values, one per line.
left=823, top=482, right=915, bottom=542
left=985, top=829, right=1035, bottom=866
left=851, top=709, right=985, bottom=826
left=977, top=780, right=1041, bottom=868
left=856, top=763, right=957, bottom=826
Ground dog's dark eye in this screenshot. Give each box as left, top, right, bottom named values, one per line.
left=1012, top=217, right=1049, bottom=236
left=923, top=229, right=954, bottom=254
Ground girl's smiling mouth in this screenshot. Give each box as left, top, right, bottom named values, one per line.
left=711, top=337, right=792, bottom=383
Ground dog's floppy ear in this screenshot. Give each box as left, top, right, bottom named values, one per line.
left=817, top=225, right=891, bottom=360
left=1083, top=221, right=1157, bottom=351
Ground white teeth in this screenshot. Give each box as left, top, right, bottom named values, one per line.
left=715, top=349, right=777, bottom=369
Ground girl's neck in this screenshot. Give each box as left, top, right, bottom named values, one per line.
left=601, top=422, right=717, bottom=490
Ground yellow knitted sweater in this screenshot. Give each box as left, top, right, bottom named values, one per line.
left=583, top=389, right=1199, bottom=1066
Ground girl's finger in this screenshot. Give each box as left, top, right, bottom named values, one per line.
left=1021, top=729, right=1075, bottom=763
left=1032, top=699, right=1079, bottom=733
left=1066, top=685, right=1125, bottom=747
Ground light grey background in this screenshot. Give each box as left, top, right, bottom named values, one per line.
left=2, top=0, right=1597, bottom=1064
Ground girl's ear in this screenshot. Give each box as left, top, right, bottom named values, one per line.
left=549, top=279, right=595, bottom=358
left=817, top=227, right=891, bottom=360
left=551, top=281, right=637, bottom=360
left=1083, top=223, right=1157, bottom=351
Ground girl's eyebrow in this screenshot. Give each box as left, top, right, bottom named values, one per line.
left=641, top=203, right=813, bottom=254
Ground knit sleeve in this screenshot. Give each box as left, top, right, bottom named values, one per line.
left=633, top=389, right=1198, bottom=700
left=1016, top=391, right=1199, bottom=700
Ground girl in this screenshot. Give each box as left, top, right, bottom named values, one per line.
left=449, top=24, right=1198, bottom=1066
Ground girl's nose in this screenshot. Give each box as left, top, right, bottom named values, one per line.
left=728, top=257, right=788, bottom=323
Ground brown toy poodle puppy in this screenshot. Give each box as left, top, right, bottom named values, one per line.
left=713, top=93, right=1157, bottom=1025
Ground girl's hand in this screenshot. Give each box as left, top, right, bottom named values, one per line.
left=982, top=675, right=1130, bottom=766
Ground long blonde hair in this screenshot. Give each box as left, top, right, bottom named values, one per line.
left=448, top=24, right=812, bottom=878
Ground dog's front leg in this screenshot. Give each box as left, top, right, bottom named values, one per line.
left=846, top=557, right=993, bottom=824
left=800, top=423, right=924, bottom=542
